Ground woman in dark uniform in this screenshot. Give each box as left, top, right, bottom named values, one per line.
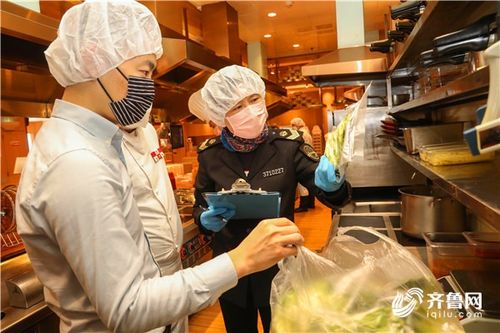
left=189, top=65, right=351, bottom=333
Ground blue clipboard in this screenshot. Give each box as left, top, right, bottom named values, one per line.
left=203, top=192, right=281, bottom=220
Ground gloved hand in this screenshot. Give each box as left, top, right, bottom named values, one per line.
left=314, top=155, right=345, bottom=192
left=200, top=206, right=236, bottom=232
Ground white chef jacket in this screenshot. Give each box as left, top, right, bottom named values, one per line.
left=16, top=99, right=238, bottom=333
left=122, top=124, right=186, bottom=332
left=122, top=124, right=183, bottom=275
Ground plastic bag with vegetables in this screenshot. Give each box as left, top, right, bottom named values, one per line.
left=270, top=227, right=464, bottom=333
left=324, top=84, right=370, bottom=178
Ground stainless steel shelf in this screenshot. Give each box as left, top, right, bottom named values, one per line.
left=389, top=66, right=489, bottom=115
left=391, top=145, right=500, bottom=227
left=389, top=1, right=497, bottom=73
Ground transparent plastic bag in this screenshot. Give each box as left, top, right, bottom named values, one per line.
left=324, top=84, right=370, bottom=178
left=271, top=227, right=464, bottom=333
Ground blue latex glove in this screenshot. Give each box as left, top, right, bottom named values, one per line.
left=314, top=155, right=345, bottom=192
left=200, top=206, right=236, bottom=232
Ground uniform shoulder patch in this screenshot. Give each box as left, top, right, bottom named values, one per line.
left=299, top=143, right=320, bottom=162
left=271, top=128, right=303, bottom=142
left=197, top=137, right=221, bottom=152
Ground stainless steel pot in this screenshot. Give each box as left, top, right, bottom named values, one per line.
left=399, top=186, right=466, bottom=239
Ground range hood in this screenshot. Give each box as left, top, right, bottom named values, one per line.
left=301, top=46, right=388, bottom=85
left=153, top=38, right=288, bottom=122
left=1, top=2, right=60, bottom=117
left=1, top=68, right=62, bottom=117
left=1, top=2, right=289, bottom=122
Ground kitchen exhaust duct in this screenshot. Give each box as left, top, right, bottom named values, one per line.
left=301, top=46, right=388, bottom=84
left=302, top=0, right=387, bottom=85
left=1, top=2, right=289, bottom=121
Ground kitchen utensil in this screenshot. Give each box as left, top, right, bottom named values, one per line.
left=392, top=93, right=410, bottom=106
left=433, top=13, right=497, bottom=57
left=434, top=13, right=496, bottom=48
left=402, top=123, right=464, bottom=154
left=399, top=186, right=466, bottom=239
left=380, top=120, right=397, bottom=128
left=396, top=20, right=415, bottom=34
left=423, top=233, right=473, bottom=278
left=391, top=0, right=426, bottom=21
left=388, top=30, right=406, bottom=42
left=434, top=34, right=496, bottom=57
left=463, top=232, right=500, bottom=259
left=419, top=49, right=468, bottom=67
left=367, top=95, right=387, bottom=107
left=369, top=39, right=393, bottom=53
left=5, top=271, right=44, bottom=308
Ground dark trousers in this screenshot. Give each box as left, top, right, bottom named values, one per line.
left=219, top=298, right=271, bottom=333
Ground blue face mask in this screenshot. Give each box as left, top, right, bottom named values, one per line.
left=97, top=68, right=155, bottom=128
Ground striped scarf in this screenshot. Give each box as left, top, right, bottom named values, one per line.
left=221, top=125, right=269, bottom=152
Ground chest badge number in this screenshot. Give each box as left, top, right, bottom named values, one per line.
left=262, top=167, right=285, bottom=178
left=151, top=148, right=164, bottom=163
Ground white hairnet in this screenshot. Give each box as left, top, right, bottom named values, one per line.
left=45, top=0, right=163, bottom=87
left=189, top=65, right=266, bottom=127
left=188, top=90, right=210, bottom=122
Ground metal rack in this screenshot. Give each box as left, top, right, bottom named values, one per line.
left=389, top=66, right=489, bottom=115
left=389, top=1, right=497, bottom=74
left=384, top=1, right=499, bottom=226
left=391, top=145, right=500, bottom=227
left=386, top=1, right=496, bottom=115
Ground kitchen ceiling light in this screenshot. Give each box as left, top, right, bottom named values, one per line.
left=264, top=34, right=272, bottom=38
left=292, top=44, right=300, bottom=48
left=267, top=12, right=277, bottom=17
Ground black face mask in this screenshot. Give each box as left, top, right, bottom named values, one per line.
left=97, top=68, right=155, bottom=128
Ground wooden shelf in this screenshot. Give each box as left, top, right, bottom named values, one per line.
left=389, top=66, right=489, bottom=115
left=389, top=1, right=497, bottom=74
left=391, top=145, right=500, bottom=227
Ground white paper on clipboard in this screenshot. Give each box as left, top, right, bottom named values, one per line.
left=203, top=191, right=281, bottom=220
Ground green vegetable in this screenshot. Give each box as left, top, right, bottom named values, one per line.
left=324, top=113, right=351, bottom=167
left=271, top=278, right=464, bottom=333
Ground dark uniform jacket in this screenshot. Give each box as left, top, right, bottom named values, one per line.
left=193, top=128, right=351, bottom=307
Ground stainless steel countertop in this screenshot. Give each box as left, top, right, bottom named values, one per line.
left=391, top=145, right=500, bottom=227
left=1, top=301, right=52, bottom=333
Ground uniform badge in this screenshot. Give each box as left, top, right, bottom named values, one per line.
left=300, top=144, right=320, bottom=162
left=198, top=137, right=221, bottom=152
left=150, top=148, right=164, bottom=163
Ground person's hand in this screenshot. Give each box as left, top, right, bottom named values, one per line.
left=200, top=206, right=235, bottom=232
left=228, top=218, right=304, bottom=278
left=314, top=155, right=344, bottom=192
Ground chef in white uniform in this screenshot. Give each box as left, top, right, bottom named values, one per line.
left=16, top=1, right=304, bottom=332
left=122, top=122, right=187, bottom=332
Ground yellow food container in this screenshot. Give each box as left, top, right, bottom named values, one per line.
left=419, top=142, right=495, bottom=166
